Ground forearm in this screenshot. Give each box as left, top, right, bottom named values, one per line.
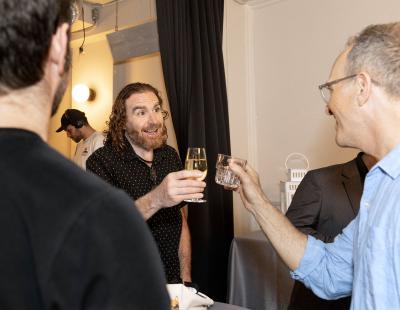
left=179, top=210, right=191, bottom=282
left=135, top=190, right=163, bottom=220
left=251, top=198, right=307, bottom=271
left=135, top=170, right=206, bottom=220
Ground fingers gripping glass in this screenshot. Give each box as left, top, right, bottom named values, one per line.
left=318, top=74, right=357, bottom=103
left=184, top=147, right=207, bottom=203
left=215, top=154, right=246, bottom=189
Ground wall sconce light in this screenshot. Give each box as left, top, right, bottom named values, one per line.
left=72, top=84, right=96, bottom=103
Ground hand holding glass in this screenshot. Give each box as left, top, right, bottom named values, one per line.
left=215, top=154, right=247, bottom=189
left=184, top=147, right=207, bottom=203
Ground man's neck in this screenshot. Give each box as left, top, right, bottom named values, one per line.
left=361, top=153, right=377, bottom=170
left=81, top=126, right=96, bottom=140
left=0, top=84, right=51, bottom=141
left=125, top=133, right=154, bottom=162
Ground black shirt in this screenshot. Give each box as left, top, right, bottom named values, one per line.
left=0, top=128, right=169, bottom=309
left=87, top=138, right=183, bottom=283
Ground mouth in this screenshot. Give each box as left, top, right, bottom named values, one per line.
left=143, top=127, right=160, bottom=138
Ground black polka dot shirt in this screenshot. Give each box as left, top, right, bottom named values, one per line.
left=86, top=138, right=183, bottom=283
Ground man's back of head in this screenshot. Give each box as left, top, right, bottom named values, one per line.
left=0, top=0, right=71, bottom=94
left=0, top=0, right=71, bottom=137
left=345, top=22, right=400, bottom=100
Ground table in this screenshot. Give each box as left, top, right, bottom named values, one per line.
left=211, top=302, right=250, bottom=310
left=227, top=231, right=294, bottom=310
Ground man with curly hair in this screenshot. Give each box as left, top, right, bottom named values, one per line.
left=87, top=82, right=205, bottom=283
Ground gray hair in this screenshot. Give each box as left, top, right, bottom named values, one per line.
left=345, top=22, right=400, bottom=99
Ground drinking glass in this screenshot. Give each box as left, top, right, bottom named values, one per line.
left=215, top=154, right=246, bottom=189
left=184, top=147, right=207, bottom=203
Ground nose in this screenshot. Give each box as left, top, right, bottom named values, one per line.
left=148, top=111, right=160, bottom=124
left=325, top=105, right=333, bottom=116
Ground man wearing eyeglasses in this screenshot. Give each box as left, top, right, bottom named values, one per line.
left=286, top=152, right=376, bottom=310
left=87, top=82, right=205, bottom=284
left=229, top=22, right=400, bottom=309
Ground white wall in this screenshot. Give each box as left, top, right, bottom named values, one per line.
left=223, top=1, right=256, bottom=235
left=224, top=0, right=400, bottom=235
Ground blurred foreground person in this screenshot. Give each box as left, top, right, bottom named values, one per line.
left=0, top=0, right=169, bottom=308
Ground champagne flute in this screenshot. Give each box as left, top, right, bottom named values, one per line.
left=184, top=147, right=207, bottom=203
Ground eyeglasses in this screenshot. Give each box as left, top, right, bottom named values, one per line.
left=318, top=74, right=358, bottom=104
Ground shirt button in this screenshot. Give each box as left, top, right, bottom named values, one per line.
left=365, top=202, right=370, bottom=208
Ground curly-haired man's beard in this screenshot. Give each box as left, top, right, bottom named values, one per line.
left=126, top=124, right=168, bottom=151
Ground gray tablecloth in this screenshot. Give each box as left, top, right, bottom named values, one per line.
left=211, top=302, right=250, bottom=310
left=227, top=231, right=294, bottom=310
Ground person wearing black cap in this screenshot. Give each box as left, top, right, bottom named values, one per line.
left=56, top=108, right=104, bottom=169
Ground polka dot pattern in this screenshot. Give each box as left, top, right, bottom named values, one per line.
left=87, top=140, right=183, bottom=283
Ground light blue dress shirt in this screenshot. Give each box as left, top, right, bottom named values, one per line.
left=292, top=143, right=400, bottom=309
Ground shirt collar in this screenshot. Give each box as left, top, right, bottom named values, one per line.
left=122, top=134, right=167, bottom=164
left=355, top=152, right=368, bottom=183
left=371, top=143, right=400, bottom=179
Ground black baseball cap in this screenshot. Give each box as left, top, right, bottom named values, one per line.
left=56, top=109, right=87, bottom=132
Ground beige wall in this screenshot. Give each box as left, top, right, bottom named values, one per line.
left=70, top=39, right=114, bottom=158
left=223, top=1, right=255, bottom=235
left=224, top=0, right=400, bottom=235
left=48, top=0, right=158, bottom=158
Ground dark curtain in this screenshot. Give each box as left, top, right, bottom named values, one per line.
left=156, top=0, right=233, bottom=302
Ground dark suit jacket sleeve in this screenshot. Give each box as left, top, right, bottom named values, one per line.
left=286, top=172, right=334, bottom=242
left=47, top=190, right=170, bottom=310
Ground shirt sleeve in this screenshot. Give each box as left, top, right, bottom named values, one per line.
left=91, top=134, right=105, bottom=154
left=291, top=216, right=356, bottom=300
left=86, top=152, right=116, bottom=187
left=47, top=189, right=170, bottom=309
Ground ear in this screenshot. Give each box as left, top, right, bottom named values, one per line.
left=49, top=23, right=69, bottom=76
left=355, top=72, right=372, bottom=106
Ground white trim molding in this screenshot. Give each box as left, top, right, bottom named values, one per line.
left=234, top=0, right=285, bottom=8
left=243, top=5, right=258, bottom=170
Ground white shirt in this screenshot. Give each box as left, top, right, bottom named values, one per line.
left=73, top=131, right=104, bottom=170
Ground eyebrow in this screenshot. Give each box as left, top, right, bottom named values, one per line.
left=132, top=103, right=161, bottom=111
